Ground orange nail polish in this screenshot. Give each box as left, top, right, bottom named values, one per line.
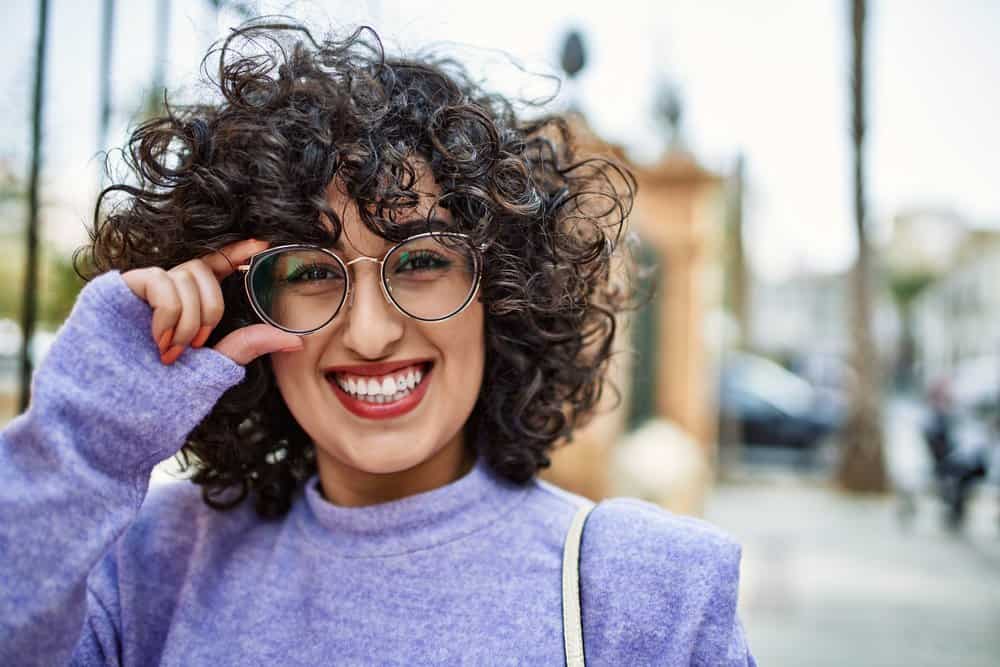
left=157, top=329, right=174, bottom=355
left=191, top=326, right=211, bottom=349
left=160, top=345, right=184, bottom=365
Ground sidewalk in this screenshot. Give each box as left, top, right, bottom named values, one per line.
left=705, top=471, right=1000, bottom=667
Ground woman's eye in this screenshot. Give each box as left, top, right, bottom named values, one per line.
left=286, top=264, right=341, bottom=282
left=396, top=251, right=450, bottom=273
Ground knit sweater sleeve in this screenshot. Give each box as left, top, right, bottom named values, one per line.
left=0, top=271, right=245, bottom=667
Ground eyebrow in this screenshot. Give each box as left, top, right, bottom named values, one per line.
left=330, top=215, right=452, bottom=252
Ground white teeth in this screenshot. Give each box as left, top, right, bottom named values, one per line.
left=332, top=364, right=429, bottom=402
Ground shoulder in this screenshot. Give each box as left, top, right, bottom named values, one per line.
left=586, top=496, right=742, bottom=572
left=84, top=479, right=281, bottom=642
left=573, top=498, right=748, bottom=662
left=525, top=480, right=742, bottom=590
left=576, top=498, right=755, bottom=665
left=116, top=479, right=265, bottom=568
left=579, top=496, right=743, bottom=624
left=522, top=480, right=741, bottom=567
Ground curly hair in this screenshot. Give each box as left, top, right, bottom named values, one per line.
left=80, top=21, right=636, bottom=517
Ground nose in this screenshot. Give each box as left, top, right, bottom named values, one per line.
left=340, top=261, right=406, bottom=359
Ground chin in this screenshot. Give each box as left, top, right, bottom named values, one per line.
left=327, top=435, right=441, bottom=476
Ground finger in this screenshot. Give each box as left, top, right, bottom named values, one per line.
left=213, top=324, right=304, bottom=366
left=142, top=269, right=182, bottom=353
left=179, top=260, right=226, bottom=348
left=164, top=270, right=203, bottom=352
left=199, top=238, right=271, bottom=279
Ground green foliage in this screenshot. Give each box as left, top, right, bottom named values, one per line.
left=888, top=270, right=936, bottom=309
left=39, top=250, right=86, bottom=326
left=0, top=238, right=86, bottom=328
left=0, top=158, right=20, bottom=202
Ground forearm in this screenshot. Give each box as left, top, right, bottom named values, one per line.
left=0, top=271, right=244, bottom=664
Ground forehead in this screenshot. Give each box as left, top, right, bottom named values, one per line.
left=326, top=161, right=444, bottom=210
left=323, top=165, right=453, bottom=255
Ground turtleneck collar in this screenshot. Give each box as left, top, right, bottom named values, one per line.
left=293, top=456, right=530, bottom=558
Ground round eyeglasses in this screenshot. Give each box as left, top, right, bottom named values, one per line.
left=238, top=231, right=485, bottom=334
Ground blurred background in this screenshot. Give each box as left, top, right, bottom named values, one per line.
left=1, top=1, right=998, bottom=664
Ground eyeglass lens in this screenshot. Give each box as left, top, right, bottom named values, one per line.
left=249, top=236, right=479, bottom=332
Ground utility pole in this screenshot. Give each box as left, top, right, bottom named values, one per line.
left=18, top=0, right=50, bottom=412
left=98, top=0, right=115, bottom=175
left=149, top=0, right=171, bottom=116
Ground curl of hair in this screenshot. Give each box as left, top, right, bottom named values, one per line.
left=80, top=21, right=637, bottom=517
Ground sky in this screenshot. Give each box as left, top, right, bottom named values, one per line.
left=1, top=0, right=998, bottom=280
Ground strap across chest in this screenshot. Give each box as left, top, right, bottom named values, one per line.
left=561, top=503, right=595, bottom=667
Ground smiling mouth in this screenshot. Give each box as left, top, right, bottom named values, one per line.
left=326, top=362, right=433, bottom=406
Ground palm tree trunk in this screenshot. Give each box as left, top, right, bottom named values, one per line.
left=839, top=0, right=888, bottom=492
left=18, top=0, right=50, bottom=413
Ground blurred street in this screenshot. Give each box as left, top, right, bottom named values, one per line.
left=2, top=1, right=999, bottom=665
left=707, top=470, right=1000, bottom=667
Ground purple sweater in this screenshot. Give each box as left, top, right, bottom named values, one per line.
left=0, top=272, right=755, bottom=666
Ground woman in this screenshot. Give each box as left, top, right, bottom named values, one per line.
left=0, top=22, right=755, bottom=665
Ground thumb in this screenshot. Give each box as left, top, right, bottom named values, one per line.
left=212, top=324, right=304, bottom=366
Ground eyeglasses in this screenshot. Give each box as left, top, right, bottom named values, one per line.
left=238, top=231, right=485, bottom=334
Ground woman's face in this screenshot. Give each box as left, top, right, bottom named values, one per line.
left=268, top=175, right=485, bottom=506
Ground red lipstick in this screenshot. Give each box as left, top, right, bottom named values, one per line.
left=323, top=358, right=431, bottom=376
left=326, top=361, right=433, bottom=420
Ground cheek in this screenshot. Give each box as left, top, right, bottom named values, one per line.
left=434, top=307, right=486, bottom=393
left=269, top=341, right=323, bottom=408
left=270, top=357, right=301, bottom=412
left=271, top=345, right=306, bottom=381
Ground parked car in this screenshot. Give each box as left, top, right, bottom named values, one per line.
left=719, top=352, right=845, bottom=451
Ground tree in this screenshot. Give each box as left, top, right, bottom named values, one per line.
left=838, top=0, right=888, bottom=492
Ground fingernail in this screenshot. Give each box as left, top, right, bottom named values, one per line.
left=160, top=345, right=184, bottom=365
left=157, top=329, right=174, bottom=355
left=277, top=346, right=303, bottom=353
left=191, top=326, right=211, bottom=349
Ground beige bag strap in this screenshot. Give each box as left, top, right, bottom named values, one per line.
left=562, top=503, right=595, bottom=667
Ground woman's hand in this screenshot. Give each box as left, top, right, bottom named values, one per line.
left=121, top=239, right=304, bottom=366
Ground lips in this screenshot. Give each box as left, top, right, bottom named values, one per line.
left=325, top=360, right=434, bottom=420
left=323, top=358, right=432, bottom=377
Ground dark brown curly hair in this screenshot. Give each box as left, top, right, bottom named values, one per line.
left=80, top=21, right=636, bottom=518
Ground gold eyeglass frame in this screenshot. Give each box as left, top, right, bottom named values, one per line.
left=237, top=231, right=486, bottom=335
